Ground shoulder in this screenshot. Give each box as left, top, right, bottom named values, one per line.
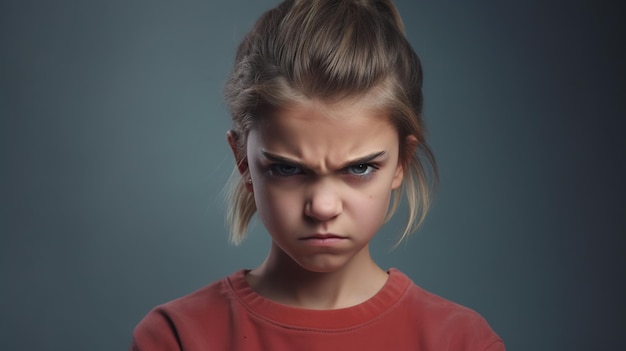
left=390, top=269, right=505, bottom=350
left=131, top=272, right=239, bottom=351
left=147, top=274, right=230, bottom=320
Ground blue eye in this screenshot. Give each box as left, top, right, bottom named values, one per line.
left=269, top=164, right=302, bottom=177
left=346, top=164, right=377, bottom=177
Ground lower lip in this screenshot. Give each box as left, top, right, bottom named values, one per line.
left=300, top=237, right=347, bottom=247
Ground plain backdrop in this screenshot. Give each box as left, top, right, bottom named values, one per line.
left=1, top=0, right=624, bottom=350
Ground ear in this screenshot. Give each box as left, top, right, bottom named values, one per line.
left=391, top=135, right=418, bottom=190
left=227, top=130, right=253, bottom=192
left=391, top=160, right=404, bottom=190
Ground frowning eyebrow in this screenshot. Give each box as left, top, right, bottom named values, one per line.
left=260, top=150, right=386, bottom=170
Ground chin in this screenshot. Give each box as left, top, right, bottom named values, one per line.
left=294, top=255, right=352, bottom=274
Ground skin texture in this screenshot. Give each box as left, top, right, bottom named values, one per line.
left=228, top=99, right=407, bottom=309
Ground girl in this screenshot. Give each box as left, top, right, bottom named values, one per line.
left=132, top=0, right=504, bottom=350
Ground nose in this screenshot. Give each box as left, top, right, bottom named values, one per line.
left=304, top=180, right=343, bottom=222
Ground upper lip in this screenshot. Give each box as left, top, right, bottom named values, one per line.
left=299, top=233, right=346, bottom=240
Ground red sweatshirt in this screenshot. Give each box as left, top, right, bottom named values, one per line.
left=131, top=269, right=504, bottom=351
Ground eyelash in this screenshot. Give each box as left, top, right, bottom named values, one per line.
left=267, top=163, right=379, bottom=180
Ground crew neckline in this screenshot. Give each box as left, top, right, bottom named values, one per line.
left=225, top=268, right=411, bottom=331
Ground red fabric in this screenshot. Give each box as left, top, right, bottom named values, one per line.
left=131, top=269, right=504, bottom=351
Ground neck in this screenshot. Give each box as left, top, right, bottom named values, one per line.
left=246, top=243, right=388, bottom=309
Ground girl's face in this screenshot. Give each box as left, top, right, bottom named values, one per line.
left=243, top=100, right=404, bottom=273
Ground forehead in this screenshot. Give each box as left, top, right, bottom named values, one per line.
left=250, top=100, right=399, bottom=165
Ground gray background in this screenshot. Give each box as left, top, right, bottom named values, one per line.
left=1, top=0, right=624, bottom=350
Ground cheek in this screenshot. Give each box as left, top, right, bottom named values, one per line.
left=355, top=169, right=399, bottom=226
left=254, top=184, right=303, bottom=232
left=358, top=194, right=390, bottom=218
left=348, top=187, right=392, bottom=229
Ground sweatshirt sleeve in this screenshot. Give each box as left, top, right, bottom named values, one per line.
left=130, top=308, right=182, bottom=351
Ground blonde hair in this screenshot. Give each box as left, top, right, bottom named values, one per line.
left=224, top=0, right=437, bottom=245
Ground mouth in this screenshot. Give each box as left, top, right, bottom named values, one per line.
left=300, top=233, right=346, bottom=239
left=299, top=233, right=348, bottom=246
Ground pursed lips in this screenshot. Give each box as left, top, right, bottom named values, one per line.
left=298, top=234, right=349, bottom=246
left=299, top=233, right=347, bottom=240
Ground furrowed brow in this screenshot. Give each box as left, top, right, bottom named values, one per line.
left=260, top=150, right=386, bottom=171
left=340, top=151, right=386, bottom=168
left=260, top=150, right=305, bottom=167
